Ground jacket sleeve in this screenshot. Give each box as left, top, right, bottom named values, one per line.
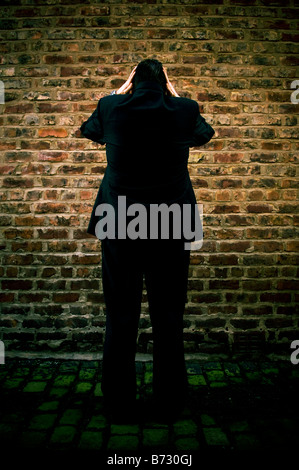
left=80, top=100, right=105, bottom=144
left=191, top=103, right=215, bottom=147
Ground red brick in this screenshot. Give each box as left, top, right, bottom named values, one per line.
left=71, top=254, right=101, bottom=265
left=0, top=293, right=15, bottom=302
left=209, top=280, right=239, bottom=289
left=38, top=103, right=69, bottom=113
left=246, top=204, right=274, bottom=213
left=3, top=254, right=34, bottom=265
left=53, top=293, right=80, bottom=302
left=15, top=216, right=45, bottom=226
left=219, top=241, right=251, bottom=252
left=42, top=268, right=57, bottom=278
left=44, top=55, right=74, bottom=64
left=214, top=153, right=243, bottom=163
left=4, top=229, right=34, bottom=239
left=0, top=142, right=16, bottom=150
left=38, top=151, right=69, bottom=162
left=285, top=241, right=299, bottom=252
left=57, top=91, right=85, bottom=100
left=38, top=128, right=68, bottom=138
left=35, top=203, right=68, bottom=213
left=0, top=1, right=298, bottom=357
left=5, top=103, right=35, bottom=113
left=2, top=280, right=33, bottom=290
left=277, top=280, right=299, bottom=291
left=19, top=293, right=50, bottom=302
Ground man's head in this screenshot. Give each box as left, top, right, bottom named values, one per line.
left=132, top=59, right=167, bottom=93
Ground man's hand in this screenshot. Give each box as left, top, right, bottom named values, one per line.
left=163, top=67, right=180, bottom=97
left=116, top=66, right=137, bottom=95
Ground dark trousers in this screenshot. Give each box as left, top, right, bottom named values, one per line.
left=101, top=237, right=190, bottom=411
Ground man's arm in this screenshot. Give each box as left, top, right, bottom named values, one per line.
left=164, top=67, right=214, bottom=145
left=80, top=66, right=136, bottom=143
left=80, top=100, right=105, bottom=144
left=191, top=104, right=215, bottom=147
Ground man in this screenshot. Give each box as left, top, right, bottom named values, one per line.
left=80, top=59, right=215, bottom=422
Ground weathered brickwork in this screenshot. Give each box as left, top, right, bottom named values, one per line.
left=0, top=0, right=298, bottom=358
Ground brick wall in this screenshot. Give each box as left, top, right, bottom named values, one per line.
left=0, top=0, right=298, bottom=359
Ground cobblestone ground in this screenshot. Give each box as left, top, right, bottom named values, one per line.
left=0, top=358, right=298, bottom=466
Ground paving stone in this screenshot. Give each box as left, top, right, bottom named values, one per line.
left=58, top=361, right=80, bottom=374
left=245, top=371, right=261, bottom=381
left=75, top=381, right=93, bottom=393
left=53, top=374, right=76, bottom=388
left=188, top=374, right=207, bottom=386
left=1, top=411, right=26, bottom=424
left=143, top=428, right=169, bottom=447
left=260, top=363, right=279, bottom=376
left=0, top=370, right=8, bottom=382
left=87, top=414, right=107, bottom=430
left=229, top=377, right=244, bottom=384
left=80, top=360, right=99, bottom=369
left=94, top=382, right=103, bottom=397
left=11, top=367, right=31, bottom=377
left=78, top=431, right=103, bottom=450
left=29, top=414, right=57, bottom=430
left=111, top=424, right=139, bottom=435
left=240, top=361, right=258, bottom=371
left=209, top=381, right=228, bottom=388
left=31, top=365, right=54, bottom=381
left=234, top=433, right=261, bottom=450
left=50, top=425, right=76, bottom=444
left=144, top=371, right=153, bottom=384
left=20, top=431, right=47, bottom=449
left=38, top=401, right=59, bottom=411
left=186, top=363, right=203, bottom=374
left=0, top=422, right=21, bottom=440
left=23, top=381, right=47, bottom=393
left=49, top=387, right=69, bottom=398
left=200, top=414, right=216, bottom=426
left=203, top=362, right=222, bottom=370
left=206, top=370, right=226, bottom=382
left=175, top=437, right=200, bottom=451
left=203, top=427, right=230, bottom=447
left=290, top=369, right=299, bottom=379
left=108, top=435, right=139, bottom=451
left=79, top=369, right=96, bottom=381
left=229, top=421, right=250, bottom=433
left=261, top=376, right=274, bottom=385
left=31, top=372, right=53, bottom=382
left=224, top=362, right=241, bottom=376
left=2, top=378, right=24, bottom=390
left=135, top=362, right=144, bottom=374
left=59, top=408, right=83, bottom=425
left=173, top=419, right=197, bottom=436
left=143, top=421, right=169, bottom=429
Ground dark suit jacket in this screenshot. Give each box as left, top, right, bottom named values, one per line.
left=80, top=81, right=215, bottom=240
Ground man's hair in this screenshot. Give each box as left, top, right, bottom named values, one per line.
left=132, top=59, right=167, bottom=93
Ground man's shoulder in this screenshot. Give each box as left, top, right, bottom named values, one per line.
left=101, top=93, right=128, bottom=104
left=99, top=93, right=129, bottom=111
left=168, top=95, right=199, bottom=112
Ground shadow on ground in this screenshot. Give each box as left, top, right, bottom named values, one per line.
left=0, top=357, right=298, bottom=465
